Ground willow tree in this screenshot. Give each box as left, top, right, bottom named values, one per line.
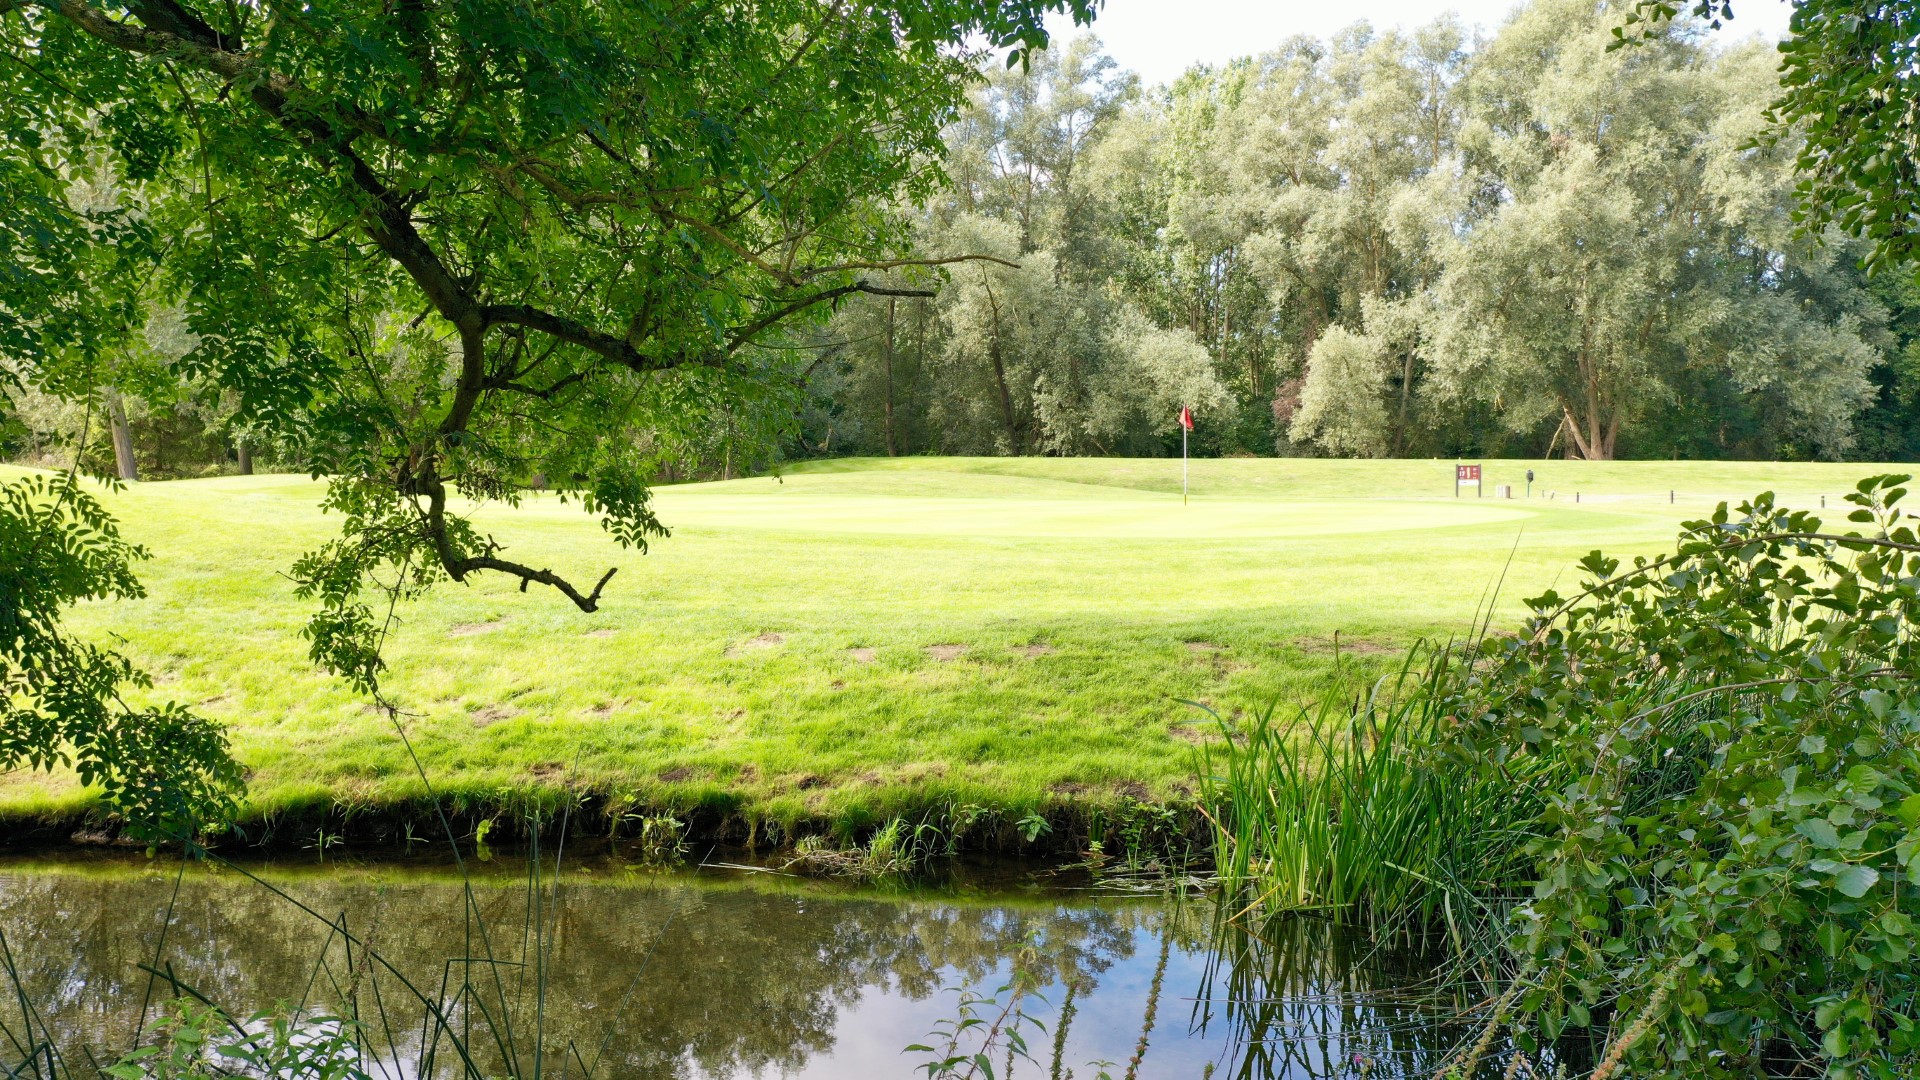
left=1629, top=0, right=1920, bottom=272
left=0, top=0, right=1094, bottom=821
left=1429, top=1, right=1878, bottom=460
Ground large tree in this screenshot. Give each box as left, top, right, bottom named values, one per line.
left=1428, top=2, right=1879, bottom=460
left=1629, top=0, right=1920, bottom=272
left=0, top=0, right=1093, bottom=821
left=3, top=0, right=1095, bottom=644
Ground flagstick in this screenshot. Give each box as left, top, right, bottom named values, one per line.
left=1182, top=423, right=1188, bottom=506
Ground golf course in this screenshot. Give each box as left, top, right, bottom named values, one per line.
left=0, top=457, right=1894, bottom=836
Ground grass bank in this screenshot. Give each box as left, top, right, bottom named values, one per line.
left=0, top=456, right=1896, bottom=847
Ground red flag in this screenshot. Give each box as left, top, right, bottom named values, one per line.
left=1179, top=405, right=1193, bottom=431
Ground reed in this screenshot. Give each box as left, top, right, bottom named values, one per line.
left=1196, top=646, right=1559, bottom=939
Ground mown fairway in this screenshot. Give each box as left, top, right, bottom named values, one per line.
left=1, top=457, right=1900, bottom=831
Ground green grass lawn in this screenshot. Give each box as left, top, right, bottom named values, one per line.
left=2, top=456, right=1903, bottom=836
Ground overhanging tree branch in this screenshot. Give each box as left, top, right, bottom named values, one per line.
left=724, top=281, right=935, bottom=353
left=479, top=304, right=710, bottom=372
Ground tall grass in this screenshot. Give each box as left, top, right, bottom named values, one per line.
left=1196, top=646, right=1561, bottom=942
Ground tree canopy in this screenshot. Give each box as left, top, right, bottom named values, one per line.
left=1629, top=0, right=1920, bottom=273
left=2, top=0, right=1096, bottom=691
left=799, top=2, right=1909, bottom=463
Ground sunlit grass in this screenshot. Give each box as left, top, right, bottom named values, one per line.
left=2, top=456, right=1897, bottom=834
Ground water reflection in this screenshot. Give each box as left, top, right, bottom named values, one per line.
left=0, top=851, right=1503, bottom=1078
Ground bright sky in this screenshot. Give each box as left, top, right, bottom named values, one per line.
left=1044, top=0, right=1795, bottom=87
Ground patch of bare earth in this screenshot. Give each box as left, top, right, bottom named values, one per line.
left=1049, top=781, right=1089, bottom=797
left=584, top=628, right=617, bottom=638
left=589, top=699, right=623, bottom=717
left=725, top=632, right=786, bottom=657
left=925, top=644, right=967, bottom=661
left=1184, top=641, right=1225, bottom=654
left=530, top=762, right=566, bottom=781
left=450, top=619, right=507, bottom=637
left=846, top=647, right=877, bottom=663
left=657, top=766, right=694, bottom=783
left=1292, top=634, right=1396, bottom=655
left=1169, top=723, right=1222, bottom=745
left=1016, top=644, right=1056, bottom=658
left=470, top=704, right=520, bottom=727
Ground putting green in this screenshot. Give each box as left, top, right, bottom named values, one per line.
left=650, top=491, right=1533, bottom=538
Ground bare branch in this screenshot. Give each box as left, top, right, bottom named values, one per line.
left=452, top=556, right=618, bottom=612
left=796, top=253, right=1020, bottom=276
left=655, top=206, right=803, bottom=285
left=487, top=369, right=591, bottom=400
left=724, top=281, right=933, bottom=353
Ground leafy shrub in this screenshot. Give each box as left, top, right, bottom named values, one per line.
left=107, top=1000, right=364, bottom=1080
left=1207, top=475, right=1920, bottom=1077
left=1437, top=475, right=1920, bottom=1077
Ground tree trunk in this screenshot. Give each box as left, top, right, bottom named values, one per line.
left=981, top=273, right=1020, bottom=453
left=235, top=441, right=254, bottom=475
left=1221, top=291, right=1234, bottom=390
left=911, top=297, right=928, bottom=453
left=1393, top=347, right=1416, bottom=457
left=105, top=389, right=138, bottom=481
left=1560, top=404, right=1617, bottom=461
left=882, top=296, right=897, bottom=457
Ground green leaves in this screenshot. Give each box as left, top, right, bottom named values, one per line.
left=1434, top=475, right=1920, bottom=1077
left=5, top=0, right=1100, bottom=684
left=1627, top=0, right=1920, bottom=268
left=1833, top=865, right=1880, bottom=899
left=0, top=472, right=240, bottom=839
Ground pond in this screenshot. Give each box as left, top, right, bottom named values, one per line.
left=0, top=847, right=1504, bottom=1079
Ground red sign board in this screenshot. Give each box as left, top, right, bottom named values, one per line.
left=1456, top=464, right=1481, bottom=481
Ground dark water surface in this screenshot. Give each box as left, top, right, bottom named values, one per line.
left=0, top=848, right=1495, bottom=1078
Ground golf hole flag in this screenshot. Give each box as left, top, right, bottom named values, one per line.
left=1179, top=405, right=1192, bottom=504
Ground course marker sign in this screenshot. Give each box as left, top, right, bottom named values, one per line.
left=1455, top=463, right=1482, bottom=498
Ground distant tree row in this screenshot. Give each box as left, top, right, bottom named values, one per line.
left=793, top=0, right=1920, bottom=462
left=8, top=0, right=1919, bottom=477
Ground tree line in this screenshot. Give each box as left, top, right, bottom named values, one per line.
left=7, top=0, right=1920, bottom=482
left=792, top=0, right=1920, bottom=464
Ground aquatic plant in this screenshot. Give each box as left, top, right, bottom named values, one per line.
left=1196, top=648, right=1554, bottom=941
left=105, top=1000, right=363, bottom=1080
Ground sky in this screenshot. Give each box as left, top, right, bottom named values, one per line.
left=1042, top=0, right=1796, bottom=87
